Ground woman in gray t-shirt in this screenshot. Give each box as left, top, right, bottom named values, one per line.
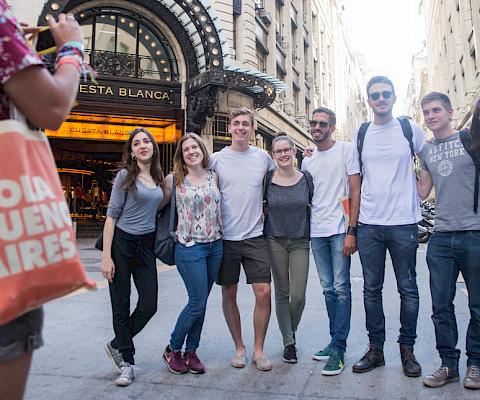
left=102, top=128, right=168, bottom=387
left=264, top=134, right=313, bottom=364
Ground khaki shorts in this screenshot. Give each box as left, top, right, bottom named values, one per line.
left=216, top=236, right=271, bottom=285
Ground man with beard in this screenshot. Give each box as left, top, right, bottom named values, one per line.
left=351, top=76, right=425, bottom=378
left=301, top=107, right=361, bottom=375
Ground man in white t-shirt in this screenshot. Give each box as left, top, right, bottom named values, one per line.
left=302, top=107, right=361, bottom=376
left=351, top=76, right=425, bottom=378
left=210, top=107, right=275, bottom=371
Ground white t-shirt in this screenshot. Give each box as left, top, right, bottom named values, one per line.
left=210, top=146, right=275, bottom=241
left=301, top=141, right=360, bottom=237
left=353, top=118, right=425, bottom=225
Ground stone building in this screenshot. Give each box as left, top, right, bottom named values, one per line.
left=11, top=0, right=366, bottom=221
left=415, top=0, right=480, bottom=128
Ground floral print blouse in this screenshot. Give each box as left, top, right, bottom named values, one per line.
left=0, top=0, right=43, bottom=120
left=175, top=170, right=222, bottom=246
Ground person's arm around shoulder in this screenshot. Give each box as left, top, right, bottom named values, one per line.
left=158, top=173, right=174, bottom=210
left=3, top=14, right=83, bottom=129
left=417, top=169, right=433, bottom=200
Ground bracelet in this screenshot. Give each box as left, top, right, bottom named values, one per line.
left=346, top=226, right=357, bottom=236
left=58, top=40, right=85, bottom=54
left=55, top=57, right=81, bottom=73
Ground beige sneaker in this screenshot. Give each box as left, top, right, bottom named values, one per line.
left=252, top=354, right=272, bottom=371
left=230, top=352, right=247, bottom=368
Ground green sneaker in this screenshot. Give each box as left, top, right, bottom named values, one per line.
left=312, top=345, right=334, bottom=361
left=322, top=351, right=345, bottom=376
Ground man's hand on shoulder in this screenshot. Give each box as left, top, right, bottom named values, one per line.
left=303, top=146, right=315, bottom=158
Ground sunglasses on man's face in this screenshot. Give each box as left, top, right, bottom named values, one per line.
left=369, top=91, right=393, bottom=101
left=309, top=120, right=330, bottom=129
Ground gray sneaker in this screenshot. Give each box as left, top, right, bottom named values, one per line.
left=115, top=362, right=137, bottom=386
left=423, top=366, right=459, bottom=388
left=105, top=342, right=123, bottom=373
left=464, top=365, right=480, bottom=390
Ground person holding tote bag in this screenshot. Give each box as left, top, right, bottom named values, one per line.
left=0, top=6, right=84, bottom=400
left=263, top=133, right=313, bottom=364
left=162, top=133, right=223, bottom=375
left=102, top=127, right=171, bottom=386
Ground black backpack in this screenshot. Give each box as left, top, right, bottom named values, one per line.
left=356, top=117, right=415, bottom=174
left=459, top=129, right=480, bottom=213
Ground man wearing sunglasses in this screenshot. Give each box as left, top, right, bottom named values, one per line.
left=352, top=76, right=426, bottom=378
left=301, top=107, right=361, bottom=375
left=418, top=92, right=480, bottom=390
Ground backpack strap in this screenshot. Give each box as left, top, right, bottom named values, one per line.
left=397, top=117, right=415, bottom=159
left=460, top=129, right=480, bottom=213
left=356, top=122, right=371, bottom=174
left=263, top=169, right=275, bottom=202
left=301, top=170, right=314, bottom=204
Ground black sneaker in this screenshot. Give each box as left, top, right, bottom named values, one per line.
left=283, top=344, right=297, bottom=364
left=423, top=366, right=459, bottom=388
left=352, top=344, right=385, bottom=373
left=400, top=346, right=421, bottom=377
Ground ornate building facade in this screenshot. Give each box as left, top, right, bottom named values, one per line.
left=12, top=0, right=367, bottom=217
left=412, top=0, right=480, bottom=128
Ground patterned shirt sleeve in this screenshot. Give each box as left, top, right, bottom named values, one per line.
left=0, top=1, right=44, bottom=119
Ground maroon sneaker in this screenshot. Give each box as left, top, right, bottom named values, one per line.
left=163, top=345, right=187, bottom=374
left=184, top=351, right=206, bottom=374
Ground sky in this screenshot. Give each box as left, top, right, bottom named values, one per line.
left=341, top=0, right=425, bottom=114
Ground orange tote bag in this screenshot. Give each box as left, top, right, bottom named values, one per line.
left=0, top=118, right=96, bottom=325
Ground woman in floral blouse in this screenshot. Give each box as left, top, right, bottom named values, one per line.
left=162, top=132, right=223, bottom=375
left=0, top=3, right=83, bottom=399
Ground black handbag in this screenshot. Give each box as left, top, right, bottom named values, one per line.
left=95, top=191, right=127, bottom=251
left=154, top=177, right=177, bottom=265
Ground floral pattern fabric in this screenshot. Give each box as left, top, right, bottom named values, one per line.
left=0, top=0, right=43, bottom=120
left=175, top=170, right=222, bottom=246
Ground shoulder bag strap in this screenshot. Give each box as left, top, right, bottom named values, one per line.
left=460, top=129, right=480, bottom=213
left=397, top=117, right=415, bottom=159
left=357, top=122, right=371, bottom=175
left=168, top=176, right=177, bottom=236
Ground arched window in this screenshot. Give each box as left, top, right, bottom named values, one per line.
left=77, top=7, right=179, bottom=81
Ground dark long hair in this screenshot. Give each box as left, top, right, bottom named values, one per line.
left=121, top=127, right=164, bottom=192
left=471, top=99, right=480, bottom=152
left=173, top=132, right=210, bottom=187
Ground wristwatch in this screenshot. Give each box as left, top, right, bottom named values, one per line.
left=346, top=226, right=357, bottom=236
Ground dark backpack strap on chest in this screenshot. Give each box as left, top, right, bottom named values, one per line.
left=397, top=117, right=415, bottom=159
left=356, top=122, right=371, bottom=174
left=460, top=129, right=480, bottom=213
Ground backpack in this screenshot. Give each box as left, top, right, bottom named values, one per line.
left=356, top=117, right=415, bottom=174
left=459, top=129, right=480, bottom=213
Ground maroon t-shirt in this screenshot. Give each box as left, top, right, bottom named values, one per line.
left=0, top=0, right=43, bottom=120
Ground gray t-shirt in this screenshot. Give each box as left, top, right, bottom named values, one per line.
left=107, top=169, right=164, bottom=235
left=420, top=132, right=480, bottom=231
left=264, top=174, right=310, bottom=239
left=210, top=146, right=275, bottom=240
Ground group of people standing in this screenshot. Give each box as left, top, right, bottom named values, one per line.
left=99, top=75, right=480, bottom=393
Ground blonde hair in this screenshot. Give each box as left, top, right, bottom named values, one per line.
left=173, top=132, right=210, bottom=186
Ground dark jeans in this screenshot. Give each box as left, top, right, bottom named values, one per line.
left=170, top=240, right=223, bottom=352
left=109, top=227, right=158, bottom=364
left=356, top=223, right=419, bottom=349
left=426, top=231, right=480, bottom=369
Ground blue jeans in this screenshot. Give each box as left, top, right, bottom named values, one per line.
left=170, top=240, right=223, bottom=352
left=356, top=224, right=419, bottom=349
left=426, top=231, right=480, bottom=369
left=311, top=234, right=351, bottom=353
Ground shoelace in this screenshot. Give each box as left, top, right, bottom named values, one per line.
left=432, top=366, right=448, bottom=377
left=467, top=365, right=480, bottom=377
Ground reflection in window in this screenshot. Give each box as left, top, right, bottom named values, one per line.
left=77, top=8, right=179, bottom=81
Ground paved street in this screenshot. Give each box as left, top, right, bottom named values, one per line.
left=24, top=239, right=476, bottom=400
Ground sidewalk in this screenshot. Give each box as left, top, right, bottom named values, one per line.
left=24, top=239, right=476, bottom=400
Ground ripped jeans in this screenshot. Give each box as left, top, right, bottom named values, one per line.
left=356, top=223, right=419, bottom=349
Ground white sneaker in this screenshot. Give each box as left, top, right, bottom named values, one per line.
left=115, top=362, right=137, bottom=386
